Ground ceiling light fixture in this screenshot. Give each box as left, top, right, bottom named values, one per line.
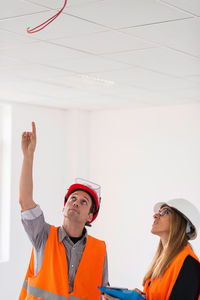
left=78, top=75, right=115, bottom=87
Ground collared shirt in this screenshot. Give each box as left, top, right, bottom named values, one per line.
left=21, top=205, right=109, bottom=293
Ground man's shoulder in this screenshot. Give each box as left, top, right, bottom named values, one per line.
left=48, top=225, right=61, bottom=236
left=88, top=234, right=106, bottom=245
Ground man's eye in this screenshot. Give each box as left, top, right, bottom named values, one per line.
left=82, top=200, right=87, bottom=205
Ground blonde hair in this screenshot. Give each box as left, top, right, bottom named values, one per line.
left=143, top=208, right=188, bottom=286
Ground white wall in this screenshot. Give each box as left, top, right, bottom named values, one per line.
left=89, top=103, right=200, bottom=289
left=0, top=105, right=11, bottom=263
left=0, top=104, right=90, bottom=299
left=0, top=102, right=200, bottom=298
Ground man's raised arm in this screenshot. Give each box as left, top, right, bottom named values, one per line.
left=19, top=122, right=37, bottom=211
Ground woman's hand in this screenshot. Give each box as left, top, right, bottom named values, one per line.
left=102, top=294, right=120, bottom=300
left=134, top=288, right=146, bottom=299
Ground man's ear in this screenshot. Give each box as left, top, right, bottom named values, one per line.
left=87, top=212, right=93, bottom=223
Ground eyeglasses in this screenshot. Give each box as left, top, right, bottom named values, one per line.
left=157, top=207, right=172, bottom=217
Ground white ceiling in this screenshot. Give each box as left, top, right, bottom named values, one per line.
left=0, top=0, right=200, bottom=110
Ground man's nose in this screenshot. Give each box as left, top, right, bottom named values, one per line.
left=73, top=200, right=79, bottom=207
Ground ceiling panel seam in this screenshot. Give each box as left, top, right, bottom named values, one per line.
left=116, top=16, right=193, bottom=30
left=0, top=10, right=51, bottom=21
left=159, top=0, right=200, bottom=17
left=62, top=12, right=113, bottom=30
left=23, top=0, right=58, bottom=11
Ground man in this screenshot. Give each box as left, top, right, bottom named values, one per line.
left=19, top=122, right=108, bottom=300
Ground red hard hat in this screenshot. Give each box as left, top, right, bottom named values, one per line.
left=64, top=179, right=101, bottom=223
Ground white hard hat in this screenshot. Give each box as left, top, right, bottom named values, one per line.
left=154, top=198, right=200, bottom=240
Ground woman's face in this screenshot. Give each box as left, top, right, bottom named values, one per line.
left=151, top=206, right=172, bottom=243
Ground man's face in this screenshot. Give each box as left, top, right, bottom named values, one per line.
left=63, top=190, right=93, bottom=225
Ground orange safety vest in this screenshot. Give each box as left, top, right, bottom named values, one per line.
left=143, top=244, right=200, bottom=300
left=19, top=225, right=106, bottom=300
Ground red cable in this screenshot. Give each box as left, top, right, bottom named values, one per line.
left=27, top=0, right=67, bottom=34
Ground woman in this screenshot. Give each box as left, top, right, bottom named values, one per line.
left=103, top=198, right=200, bottom=300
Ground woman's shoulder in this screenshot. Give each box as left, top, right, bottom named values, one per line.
left=175, top=244, right=199, bottom=262
left=169, top=255, right=200, bottom=299
left=183, top=255, right=200, bottom=273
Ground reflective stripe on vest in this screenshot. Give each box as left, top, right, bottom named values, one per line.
left=143, top=245, right=200, bottom=300
left=19, top=225, right=106, bottom=300
left=28, top=285, right=67, bottom=300
left=22, top=279, right=85, bottom=300
left=22, top=279, right=27, bottom=290
left=28, top=285, right=86, bottom=300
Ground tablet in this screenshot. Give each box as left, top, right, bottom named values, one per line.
left=102, top=286, right=128, bottom=291
left=98, top=286, right=145, bottom=300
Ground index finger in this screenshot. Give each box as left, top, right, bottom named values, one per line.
left=32, top=121, right=36, bottom=136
